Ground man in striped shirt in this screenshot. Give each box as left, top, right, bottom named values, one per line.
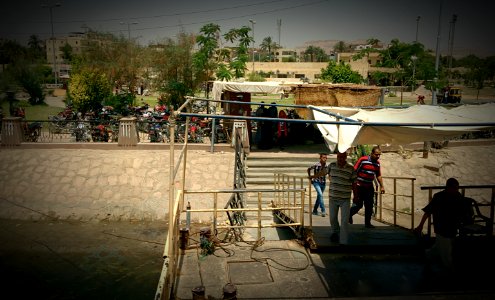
left=328, top=151, right=358, bottom=244
left=307, top=153, right=328, bottom=217
left=349, top=146, right=386, bottom=228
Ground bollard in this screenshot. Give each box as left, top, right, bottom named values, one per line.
left=179, top=228, right=189, bottom=254
left=186, top=201, right=191, bottom=229
left=223, top=283, right=237, bottom=300
left=192, top=285, right=205, bottom=300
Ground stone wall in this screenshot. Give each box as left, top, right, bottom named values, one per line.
left=0, top=148, right=235, bottom=223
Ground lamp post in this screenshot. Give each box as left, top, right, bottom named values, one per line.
left=249, top=19, right=256, bottom=74
left=42, top=2, right=61, bottom=85
left=120, top=21, right=139, bottom=40
left=415, top=16, right=421, bottom=42
left=432, top=0, right=444, bottom=105
left=411, top=16, right=420, bottom=94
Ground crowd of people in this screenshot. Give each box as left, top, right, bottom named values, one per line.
left=253, top=102, right=315, bottom=150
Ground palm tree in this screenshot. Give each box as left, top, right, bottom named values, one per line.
left=259, top=36, right=278, bottom=62
left=366, top=38, right=381, bottom=48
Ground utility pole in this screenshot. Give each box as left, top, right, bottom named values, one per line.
left=42, top=2, right=61, bottom=85
left=249, top=19, right=256, bottom=74
left=120, top=21, right=139, bottom=40
left=412, top=16, right=420, bottom=94
left=447, top=14, right=458, bottom=73
left=432, top=0, right=443, bottom=105
left=415, top=16, right=421, bottom=42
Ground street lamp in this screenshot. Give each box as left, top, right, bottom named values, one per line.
left=411, top=16, right=420, bottom=94
left=120, top=21, right=139, bottom=40
left=249, top=19, right=256, bottom=74
left=415, top=16, right=421, bottom=42
left=42, top=2, right=61, bottom=85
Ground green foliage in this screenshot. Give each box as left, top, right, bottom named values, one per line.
left=60, top=43, right=74, bottom=63
left=320, top=61, right=363, bottom=84
left=349, top=144, right=373, bottom=165
left=193, top=23, right=221, bottom=85
left=246, top=72, right=266, bottom=82
left=7, top=59, right=46, bottom=105
left=303, top=45, right=328, bottom=62
left=215, top=63, right=232, bottom=81
left=68, top=70, right=112, bottom=114
left=104, top=92, right=136, bottom=116
left=259, top=36, right=279, bottom=62
left=159, top=80, right=193, bottom=109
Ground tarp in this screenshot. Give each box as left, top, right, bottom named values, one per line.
left=212, top=81, right=290, bottom=101
left=308, top=103, right=495, bottom=153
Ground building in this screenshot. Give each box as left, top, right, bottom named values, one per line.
left=45, top=32, right=86, bottom=80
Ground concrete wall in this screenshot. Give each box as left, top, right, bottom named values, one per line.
left=0, top=147, right=235, bottom=223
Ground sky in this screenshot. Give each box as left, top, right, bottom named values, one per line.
left=1, top=0, right=494, bottom=57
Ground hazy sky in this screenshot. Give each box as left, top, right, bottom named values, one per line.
left=1, top=0, right=494, bottom=57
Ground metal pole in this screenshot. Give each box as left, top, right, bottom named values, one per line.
left=249, top=19, right=256, bottom=73
left=412, top=16, right=420, bottom=95
left=415, top=16, right=421, bottom=42
left=42, top=3, right=61, bottom=85
left=432, top=0, right=443, bottom=105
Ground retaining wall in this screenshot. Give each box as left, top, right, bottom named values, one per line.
left=0, top=145, right=235, bottom=223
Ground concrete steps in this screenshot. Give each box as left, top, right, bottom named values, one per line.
left=243, top=151, right=335, bottom=223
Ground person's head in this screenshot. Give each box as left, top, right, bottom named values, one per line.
left=336, top=151, right=348, bottom=167
left=445, top=177, right=460, bottom=194
left=319, top=153, right=328, bottom=163
left=370, top=146, right=381, bottom=161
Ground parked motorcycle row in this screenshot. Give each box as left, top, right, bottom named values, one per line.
left=40, top=102, right=229, bottom=144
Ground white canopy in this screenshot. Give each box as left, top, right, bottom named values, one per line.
left=211, top=81, right=290, bottom=101
left=308, top=103, right=495, bottom=152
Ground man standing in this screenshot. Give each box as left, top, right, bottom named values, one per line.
left=349, top=146, right=385, bottom=228
left=328, top=151, right=357, bottom=244
left=414, top=178, right=465, bottom=270
left=307, top=153, right=328, bottom=217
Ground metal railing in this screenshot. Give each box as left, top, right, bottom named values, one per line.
left=0, top=118, right=224, bottom=145
left=376, top=176, right=417, bottom=229
left=273, top=173, right=417, bottom=230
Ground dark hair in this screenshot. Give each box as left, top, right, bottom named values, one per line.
left=371, top=146, right=381, bottom=154
left=446, top=177, right=459, bottom=187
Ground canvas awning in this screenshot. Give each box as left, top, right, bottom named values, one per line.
left=308, top=103, right=495, bottom=153
left=212, top=81, right=290, bottom=101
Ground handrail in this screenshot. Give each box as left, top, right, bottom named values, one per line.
left=273, top=173, right=417, bottom=230
left=183, top=188, right=305, bottom=239
left=376, top=176, right=417, bottom=229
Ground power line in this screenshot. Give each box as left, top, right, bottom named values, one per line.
left=1, top=0, right=328, bottom=39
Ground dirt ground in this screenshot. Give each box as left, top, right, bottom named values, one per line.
left=0, top=219, right=168, bottom=299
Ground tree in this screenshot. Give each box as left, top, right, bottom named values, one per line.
left=366, top=38, right=381, bottom=48
left=8, top=59, right=46, bottom=105
left=78, top=30, right=143, bottom=94
left=259, top=36, right=278, bottom=62
left=68, top=70, right=111, bottom=114
left=304, top=45, right=328, bottom=62
left=223, top=26, right=252, bottom=79
left=320, top=60, right=363, bottom=84
left=333, top=41, right=347, bottom=53
left=150, top=32, right=196, bottom=108
left=193, top=23, right=221, bottom=85
left=60, top=43, right=73, bottom=63
left=27, top=35, right=45, bottom=62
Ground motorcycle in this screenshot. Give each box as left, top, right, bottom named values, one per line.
left=91, top=124, right=110, bottom=142
left=72, top=122, right=91, bottom=142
